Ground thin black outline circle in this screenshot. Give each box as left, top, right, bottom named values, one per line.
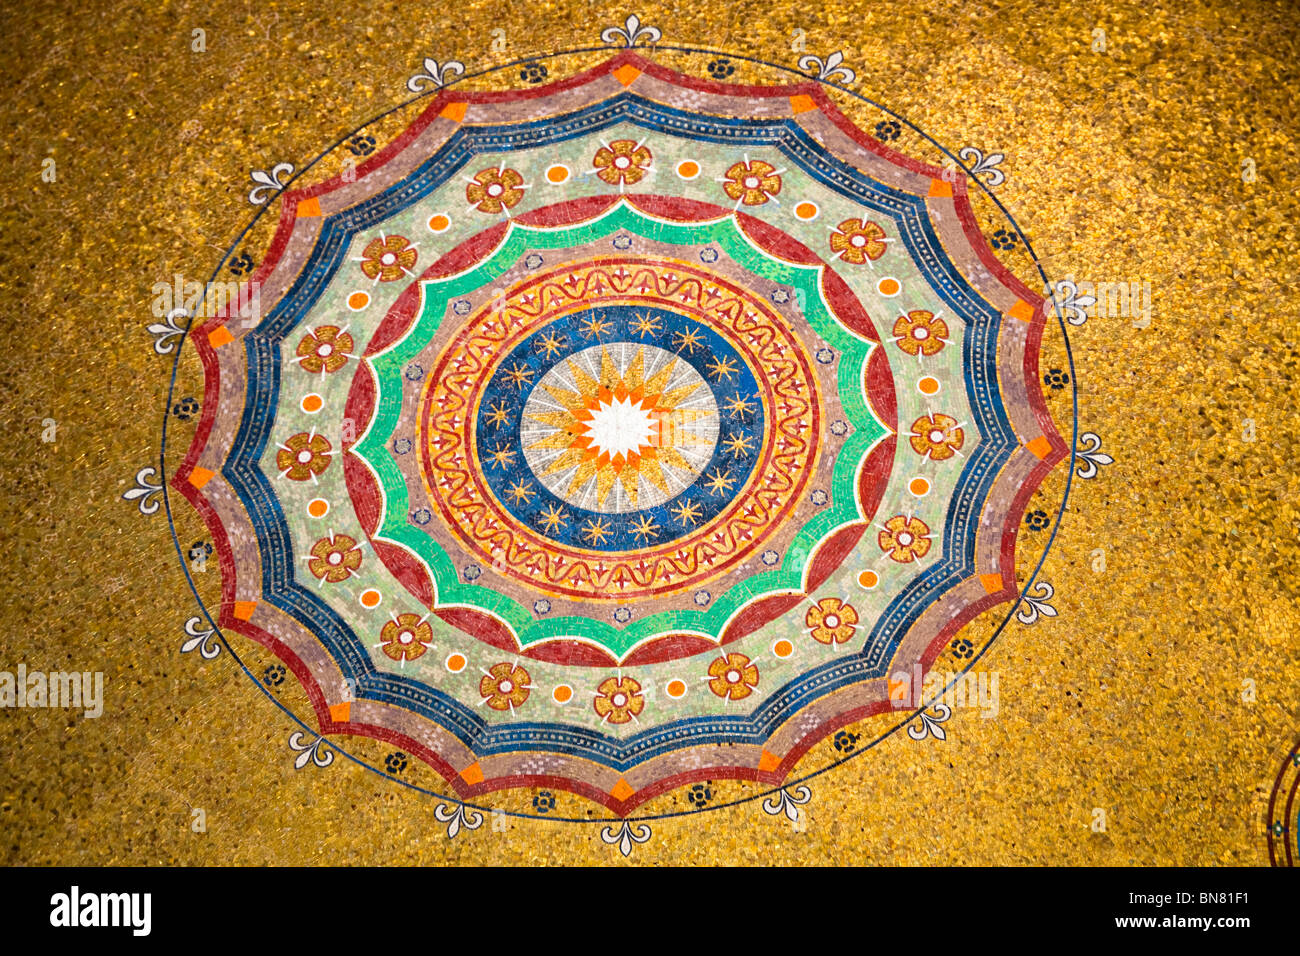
left=157, top=40, right=1080, bottom=827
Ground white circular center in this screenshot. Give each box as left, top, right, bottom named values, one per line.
left=317, top=343, right=333, bottom=356
left=614, top=155, right=631, bottom=168
left=929, top=429, right=945, bottom=443
left=726, top=669, right=741, bottom=684
left=297, top=450, right=313, bottom=464
left=499, top=679, right=513, bottom=693
left=823, top=614, right=839, bottom=628
left=851, top=234, right=867, bottom=247
left=381, top=252, right=396, bottom=265
left=744, top=176, right=760, bottom=189
left=398, top=630, right=414, bottom=644
left=913, top=326, right=929, bottom=339
left=612, top=693, right=627, bottom=707
left=328, top=552, right=342, bottom=565
left=487, top=183, right=503, bottom=196
left=897, top=532, right=914, bottom=546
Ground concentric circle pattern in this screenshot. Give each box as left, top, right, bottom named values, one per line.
left=176, top=52, right=1066, bottom=816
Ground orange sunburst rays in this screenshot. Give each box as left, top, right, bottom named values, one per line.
left=525, top=346, right=711, bottom=510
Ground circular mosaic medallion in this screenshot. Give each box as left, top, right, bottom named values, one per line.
left=170, top=42, right=1070, bottom=827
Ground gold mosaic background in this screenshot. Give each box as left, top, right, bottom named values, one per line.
left=2, top=0, right=1296, bottom=865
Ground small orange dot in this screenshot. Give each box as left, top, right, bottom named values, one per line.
left=446, top=653, right=466, bottom=673
left=858, top=569, right=879, bottom=589
left=301, top=394, right=323, bottom=413
left=878, top=277, right=901, bottom=296
left=346, top=291, right=370, bottom=310
left=307, top=498, right=329, bottom=518
left=546, top=165, right=570, bottom=184
left=677, top=160, right=700, bottom=179
left=909, top=477, right=931, bottom=496
left=773, top=639, right=794, bottom=658
left=428, top=213, right=450, bottom=232
left=359, top=589, right=381, bottom=608
left=552, top=684, right=573, bottom=704
left=918, top=376, right=941, bottom=395
left=666, top=679, right=687, bottom=698
left=795, top=201, right=818, bottom=220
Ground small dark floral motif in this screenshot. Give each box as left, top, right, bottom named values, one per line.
left=761, top=549, right=779, bottom=566
left=263, top=664, right=286, bottom=687
left=1270, top=821, right=1285, bottom=837
left=534, top=599, right=551, bottom=615
left=687, top=782, right=713, bottom=807
left=951, top=637, right=974, bottom=659
left=520, top=62, right=548, bottom=84
left=463, top=564, right=482, bottom=583
left=453, top=299, right=472, bottom=316
left=228, top=251, right=255, bottom=276
left=815, top=348, right=835, bottom=364
left=347, top=134, right=377, bottom=156
left=405, top=363, right=424, bottom=382
left=613, top=606, right=632, bottom=623
left=874, top=119, right=902, bottom=142
left=707, top=58, right=734, bottom=79
left=769, top=288, right=791, bottom=305
left=1044, top=368, right=1070, bottom=390
left=525, top=253, right=544, bottom=270
left=833, top=730, right=860, bottom=753
left=188, top=540, right=213, bottom=562
left=1025, top=509, right=1051, bottom=532
left=612, top=234, right=633, bottom=251
left=699, top=247, right=719, bottom=263
left=384, top=751, right=408, bottom=774
left=990, top=228, right=1019, bottom=251
left=172, top=396, right=200, bottom=421
left=411, top=507, right=431, bottom=525
left=393, top=437, right=413, bottom=455
left=829, top=420, right=849, bottom=437
left=693, top=590, right=711, bottom=606
left=810, top=489, right=829, bottom=506
left=532, top=790, right=556, bottom=813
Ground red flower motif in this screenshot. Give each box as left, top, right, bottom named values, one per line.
left=479, top=662, right=532, bottom=711
left=829, top=219, right=888, bottom=264
left=593, top=139, right=652, bottom=185
left=707, top=652, right=760, bottom=701
left=379, top=612, right=433, bottom=664
left=893, top=310, right=948, bottom=356
left=359, top=235, right=417, bottom=282
left=466, top=166, right=526, bottom=213
left=307, top=533, right=363, bottom=583
left=878, top=515, right=932, bottom=563
left=722, top=159, right=781, bottom=205
left=276, top=432, right=332, bottom=481
left=296, top=326, right=354, bottom=374
left=909, top=413, right=964, bottom=461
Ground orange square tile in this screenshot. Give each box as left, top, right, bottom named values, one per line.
left=296, top=196, right=321, bottom=218
left=928, top=178, right=953, bottom=198
left=612, top=64, right=640, bottom=87
left=440, top=101, right=467, bottom=122
left=610, top=777, right=634, bottom=801
left=789, top=94, right=817, bottom=114
left=188, top=466, right=215, bottom=489
left=207, top=325, right=233, bottom=348
left=232, top=601, right=256, bottom=621
left=758, top=749, right=781, bottom=772
left=980, top=573, right=1003, bottom=594
left=328, top=702, right=351, bottom=722
left=459, top=761, right=484, bottom=785
left=1025, top=435, right=1053, bottom=459
left=1008, top=299, right=1035, bottom=322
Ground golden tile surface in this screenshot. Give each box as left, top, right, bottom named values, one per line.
left=1, top=0, right=1296, bottom=865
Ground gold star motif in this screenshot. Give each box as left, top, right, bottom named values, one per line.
left=486, top=444, right=516, bottom=470
left=672, top=326, right=705, bottom=354
left=536, top=503, right=568, bottom=533
left=582, top=516, right=613, bottom=546
left=580, top=313, right=614, bottom=340
left=486, top=400, right=511, bottom=429
left=506, top=480, right=536, bottom=505
left=722, top=392, right=756, bottom=419
left=535, top=332, right=566, bottom=358
left=704, top=467, right=735, bottom=496
left=722, top=432, right=756, bottom=457
left=504, top=361, right=534, bottom=389
left=630, top=311, right=663, bottom=337
left=629, top=514, right=660, bottom=542
left=706, top=355, right=739, bottom=381
left=670, top=498, right=703, bottom=526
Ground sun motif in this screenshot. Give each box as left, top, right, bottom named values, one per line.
left=520, top=344, right=718, bottom=513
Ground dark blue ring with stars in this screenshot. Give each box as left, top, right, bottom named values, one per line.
left=472, top=303, right=765, bottom=552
